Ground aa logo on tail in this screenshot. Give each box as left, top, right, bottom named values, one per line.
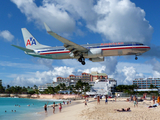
left=26, top=37, right=36, bottom=46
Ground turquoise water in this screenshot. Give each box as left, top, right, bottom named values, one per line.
left=0, top=97, right=64, bottom=120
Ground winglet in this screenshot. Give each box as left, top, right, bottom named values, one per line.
left=44, top=23, right=51, bottom=32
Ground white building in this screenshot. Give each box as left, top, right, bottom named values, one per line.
left=86, top=79, right=117, bottom=95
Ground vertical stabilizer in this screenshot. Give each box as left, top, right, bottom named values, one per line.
left=21, top=28, right=50, bottom=49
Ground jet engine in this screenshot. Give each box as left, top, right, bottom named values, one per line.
left=89, top=57, right=104, bottom=62
left=87, top=49, right=102, bottom=58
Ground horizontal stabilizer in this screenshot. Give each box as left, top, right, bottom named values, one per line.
left=11, top=44, right=34, bottom=52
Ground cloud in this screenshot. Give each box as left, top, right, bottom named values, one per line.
left=32, top=58, right=54, bottom=70
left=146, top=58, right=160, bottom=72
left=11, top=0, right=75, bottom=33
left=88, top=0, right=153, bottom=44
left=0, top=60, right=48, bottom=70
left=0, top=30, right=14, bottom=42
left=122, top=66, right=144, bottom=84
left=9, top=66, right=75, bottom=86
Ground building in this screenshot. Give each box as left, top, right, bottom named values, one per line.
left=39, top=72, right=108, bottom=92
left=57, top=71, right=108, bottom=83
left=133, top=78, right=160, bottom=89
left=86, top=79, right=117, bottom=95
left=38, top=81, right=95, bottom=92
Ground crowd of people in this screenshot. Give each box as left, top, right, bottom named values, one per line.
left=44, top=100, right=71, bottom=114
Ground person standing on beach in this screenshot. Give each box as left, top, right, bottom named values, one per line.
left=44, top=104, right=47, bottom=113
left=59, top=103, right=62, bottom=112
left=84, top=99, right=88, bottom=106
left=53, top=102, right=55, bottom=114
left=152, top=95, right=155, bottom=104
left=97, top=96, right=100, bottom=105
left=105, top=95, right=108, bottom=104
left=157, top=95, right=160, bottom=105
left=133, top=96, right=138, bottom=107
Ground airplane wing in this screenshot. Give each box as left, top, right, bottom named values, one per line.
left=44, top=23, right=88, bottom=54
left=11, top=44, right=34, bottom=52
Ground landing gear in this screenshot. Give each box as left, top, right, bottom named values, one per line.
left=135, top=56, right=138, bottom=60
left=81, top=61, right=85, bottom=65
left=78, top=55, right=85, bottom=65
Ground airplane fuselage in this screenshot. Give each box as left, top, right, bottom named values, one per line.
left=26, top=42, right=150, bottom=60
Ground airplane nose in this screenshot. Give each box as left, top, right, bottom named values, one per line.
left=146, top=46, right=150, bottom=51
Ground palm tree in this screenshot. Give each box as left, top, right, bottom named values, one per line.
left=47, top=87, right=55, bottom=94
left=59, top=83, right=66, bottom=90
left=54, top=85, right=60, bottom=93
left=0, top=85, right=5, bottom=93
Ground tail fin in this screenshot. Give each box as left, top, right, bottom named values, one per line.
left=21, top=28, right=50, bottom=49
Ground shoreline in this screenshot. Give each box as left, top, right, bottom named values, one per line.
left=45, top=99, right=94, bottom=120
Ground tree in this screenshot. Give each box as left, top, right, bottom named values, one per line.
left=54, top=85, right=60, bottom=93
left=59, top=83, right=66, bottom=90
left=149, top=84, right=157, bottom=89
left=33, top=85, right=38, bottom=89
left=75, top=80, right=91, bottom=94
left=47, top=87, right=55, bottom=94
left=7, top=85, right=10, bottom=89
left=0, top=85, right=5, bottom=93
left=75, top=80, right=83, bottom=94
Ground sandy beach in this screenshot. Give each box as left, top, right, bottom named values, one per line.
left=44, top=97, right=160, bottom=120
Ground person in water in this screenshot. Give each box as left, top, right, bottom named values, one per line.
left=59, top=103, right=62, bottom=112
left=44, top=104, right=47, bottom=113
left=53, top=102, right=55, bottom=114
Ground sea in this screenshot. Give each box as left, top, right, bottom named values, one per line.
left=0, top=97, right=64, bottom=120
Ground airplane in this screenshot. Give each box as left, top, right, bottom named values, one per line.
left=12, top=23, right=150, bottom=65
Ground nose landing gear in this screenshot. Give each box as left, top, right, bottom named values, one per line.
left=135, top=56, right=138, bottom=60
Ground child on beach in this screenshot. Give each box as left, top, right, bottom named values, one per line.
left=59, top=103, right=62, bottom=112
left=133, top=96, right=138, bottom=107
left=84, top=99, right=88, bottom=106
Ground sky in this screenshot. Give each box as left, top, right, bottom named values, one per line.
left=0, top=0, right=160, bottom=87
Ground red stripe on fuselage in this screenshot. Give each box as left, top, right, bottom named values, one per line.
left=40, top=51, right=70, bottom=55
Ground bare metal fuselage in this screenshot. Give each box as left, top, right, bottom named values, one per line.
left=26, top=42, right=150, bottom=60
